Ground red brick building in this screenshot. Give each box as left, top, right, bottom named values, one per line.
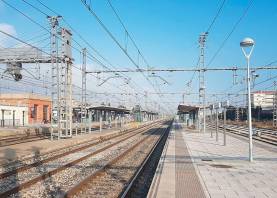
left=0, top=93, right=52, bottom=124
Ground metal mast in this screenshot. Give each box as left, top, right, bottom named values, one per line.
left=198, top=32, right=208, bottom=133
left=144, top=91, right=148, bottom=111
left=81, top=48, right=87, bottom=133
left=236, top=107, right=239, bottom=122
left=60, top=28, right=73, bottom=138
left=49, top=16, right=61, bottom=140
left=273, top=81, right=277, bottom=128
left=49, top=16, right=73, bottom=140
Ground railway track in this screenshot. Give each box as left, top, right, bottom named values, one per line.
left=0, top=120, right=170, bottom=198
left=207, top=123, right=277, bottom=146
left=120, top=121, right=172, bottom=198
left=0, top=121, right=155, bottom=172
left=0, top=134, right=48, bottom=147
left=64, top=120, right=173, bottom=198
left=0, top=121, right=127, bottom=147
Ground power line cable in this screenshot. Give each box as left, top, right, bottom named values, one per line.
left=207, top=0, right=254, bottom=66
left=206, top=0, right=227, bottom=33
left=32, top=0, right=158, bottom=101
left=79, top=0, right=166, bottom=99
left=2, top=0, right=170, bottom=112
left=25, top=0, right=171, bottom=112
left=184, top=0, right=227, bottom=94
left=106, top=0, right=150, bottom=67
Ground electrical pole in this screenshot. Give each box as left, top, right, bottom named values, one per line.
left=60, top=28, right=73, bottom=138
left=236, top=107, right=239, bottom=122
left=49, top=16, right=61, bottom=140
left=273, top=81, right=277, bottom=128
left=216, top=108, right=219, bottom=141
left=198, top=32, right=208, bottom=133
left=81, top=48, right=87, bottom=134
left=49, top=16, right=73, bottom=139
left=223, top=107, right=227, bottom=145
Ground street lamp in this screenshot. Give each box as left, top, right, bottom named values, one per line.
left=240, top=37, right=255, bottom=162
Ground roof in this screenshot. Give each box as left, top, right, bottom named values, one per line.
left=177, top=104, right=199, bottom=114
left=88, top=106, right=130, bottom=113
left=252, top=90, right=276, bottom=95
left=0, top=93, right=51, bottom=101
left=141, top=110, right=158, bottom=115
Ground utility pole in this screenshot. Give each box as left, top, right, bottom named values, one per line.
left=198, top=32, right=208, bottom=133
left=145, top=91, right=148, bottom=111
left=81, top=48, right=87, bottom=134
left=210, top=106, right=213, bottom=138
left=60, top=28, right=73, bottom=138
left=49, top=16, right=73, bottom=139
left=49, top=16, right=61, bottom=140
left=215, top=103, right=220, bottom=142
left=273, top=81, right=277, bottom=128
left=235, top=107, right=239, bottom=122
left=223, top=107, right=227, bottom=145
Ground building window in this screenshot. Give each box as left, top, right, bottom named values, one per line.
left=43, top=105, right=48, bottom=122
left=31, top=104, right=38, bottom=119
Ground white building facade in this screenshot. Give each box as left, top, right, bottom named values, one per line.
left=0, top=104, right=28, bottom=127
left=251, top=91, right=275, bottom=110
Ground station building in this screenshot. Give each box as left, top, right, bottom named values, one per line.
left=132, top=105, right=158, bottom=122
left=0, top=93, right=51, bottom=126
left=177, top=104, right=199, bottom=127
left=73, top=105, right=131, bottom=124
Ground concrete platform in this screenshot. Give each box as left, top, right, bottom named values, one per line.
left=148, top=122, right=277, bottom=198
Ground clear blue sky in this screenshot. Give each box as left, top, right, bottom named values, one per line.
left=0, top=0, right=277, bottom=112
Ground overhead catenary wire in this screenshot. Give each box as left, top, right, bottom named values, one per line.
left=79, top=0, right=171, bottom=109
left=0, top=66, right=126, bottom=105
left=27, top=0, right=166, bottom=110
left=184, top=0, right=227, bottom=97
left=106, top=0, right=150, bottom=67
left=206, top=0, right=227, bottom=33
left=0, top=28, right=162, bottom=111
left=0, top=0, right=136, bottom=93
left=2, top=0, right=177, bottom=113
left=0, top=28, right=128, bottom=96
left=207, top=0, right=254, bottom=66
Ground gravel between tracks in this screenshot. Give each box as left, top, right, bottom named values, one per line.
left=0, top=122, right=155, bottom=174
left=4, top=123, right=165, bottom=198
left=70, top=125, right=168, bottom=198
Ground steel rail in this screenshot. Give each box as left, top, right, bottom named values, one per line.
left=0, top=121, right=160, bottom=180
left=120, top=120, right=173, bottom=197
left=0, top=134, right=48, bottom=147
left=64, top=121, right=172, bottom=197
left=207, top=123, right=277, bottom=146
left=0, top=121, right=155, bottom=169
left=0, top=121, right=163, bottom=197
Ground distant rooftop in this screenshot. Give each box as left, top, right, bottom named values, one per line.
left=88, top=106, right=130, bottom=113
left=178, top=104, right=199, bottom=113
left=0, top=93, right=51, bottom=101
left=252, top=90, right=276, bottom=94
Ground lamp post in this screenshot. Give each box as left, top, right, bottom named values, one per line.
left=240, top=37, right=255, bottom=162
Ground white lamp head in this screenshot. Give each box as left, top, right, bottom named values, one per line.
left=240, top=37, right=255, bottom=47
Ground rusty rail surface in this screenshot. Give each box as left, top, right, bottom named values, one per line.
left=0, top=120, right=160, bottom=180
left=207, top=123, right=277, bottom=146
left=64, top=121, right=172, bottom=198
left=0, top=121, right=164, bottom=197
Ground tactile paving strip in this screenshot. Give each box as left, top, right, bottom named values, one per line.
left=175, top=130, right=206, bottom=198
